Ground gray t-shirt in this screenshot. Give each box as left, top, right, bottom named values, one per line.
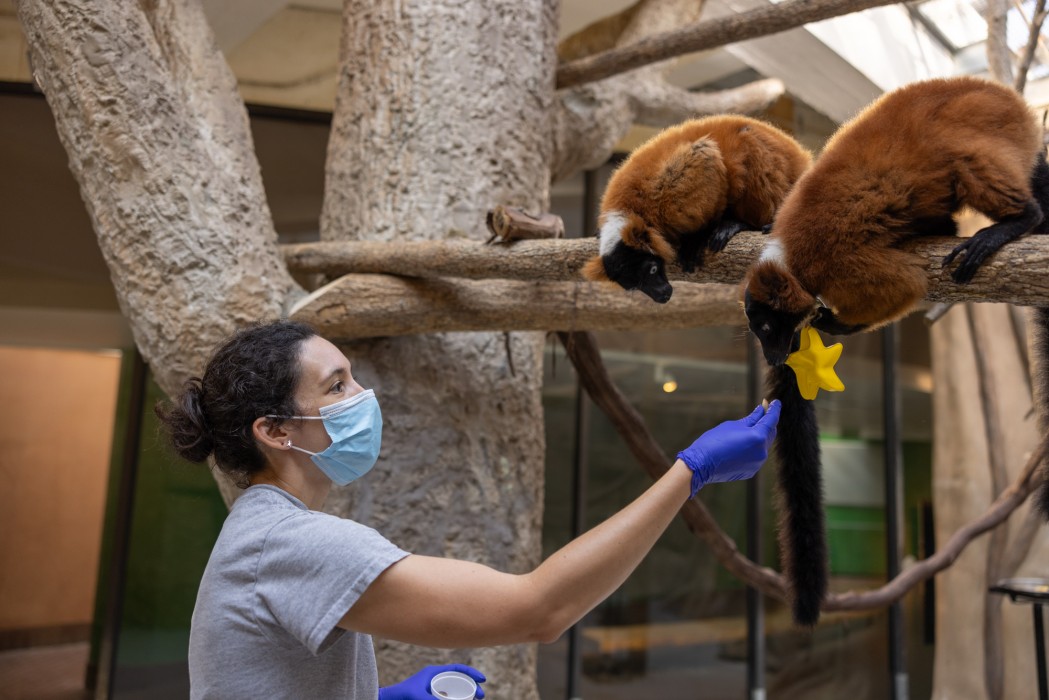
left=189, top=484, right=408, bottom=699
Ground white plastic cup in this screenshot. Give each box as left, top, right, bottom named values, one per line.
left=429, top=670, right=478, bottom=700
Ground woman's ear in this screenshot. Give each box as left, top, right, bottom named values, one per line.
left=253, top=416, right=291, bottom=451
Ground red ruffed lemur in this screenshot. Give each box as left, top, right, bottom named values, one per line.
left=743, top=75, right=1049, bottom=626
left=582, top=115, right=812, bottom=302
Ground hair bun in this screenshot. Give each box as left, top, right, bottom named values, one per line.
left=157, top=378, right=215, bottom=463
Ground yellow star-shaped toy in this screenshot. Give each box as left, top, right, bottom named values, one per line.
left=785, top=327, right=845, bottom=400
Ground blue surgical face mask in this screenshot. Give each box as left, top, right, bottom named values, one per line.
left=273, top=390, right=383, bottom=486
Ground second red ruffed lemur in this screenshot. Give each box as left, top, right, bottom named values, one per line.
left=582, top=115, right=812, bottom=302
left=743, top=76, right=1049, bottom=626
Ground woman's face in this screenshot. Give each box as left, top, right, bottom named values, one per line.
left=288, top=335, right=365, bottom=451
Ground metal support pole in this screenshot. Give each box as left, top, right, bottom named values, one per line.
left=566, top=165, right=599, bottom=700
left=565, top=380, right=591, bottom=700
left=746, top=336, right=766, bottom=700
left=882, top=324, right=909, bottom=700
left=1035, top=604, right=1048, bottom=700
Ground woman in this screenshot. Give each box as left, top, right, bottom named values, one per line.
left=159, top=320, right=780, bottom=699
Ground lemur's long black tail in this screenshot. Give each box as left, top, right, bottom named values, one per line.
left=768, top=364, right=828, bottom=625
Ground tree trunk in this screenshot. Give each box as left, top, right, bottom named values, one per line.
left=13, top=0, right=301, bottom=505
left=320, top=1, right=557, bottom=695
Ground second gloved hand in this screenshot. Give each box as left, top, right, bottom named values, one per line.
left=677, top=400, right=781, bottom=498
left=378, top=663, right=486, bottom=699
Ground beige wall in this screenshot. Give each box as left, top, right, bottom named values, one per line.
left=0, top=346, right=120, bottom=632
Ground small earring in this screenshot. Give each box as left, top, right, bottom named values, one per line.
left=285, top=440, right=292, bottom=447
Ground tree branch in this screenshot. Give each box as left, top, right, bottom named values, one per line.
left=282, top=231, right=1049, bottom=306
left=630, top=77, right=786, bottom=129
left=1014, top=0, right=1049, bottom=95
left=288, top=275, right=742, bottom=339
left=549, top=0, right=784, bottom=183
left=555, top=0, right=906, bottom=89
left=985, top=0, right=1015, bottom=85
left=824, top=436, right=1049, bottom=611
left=550, top=78, right=784, bottom=182
left=557, top=1, right=643, bottom=61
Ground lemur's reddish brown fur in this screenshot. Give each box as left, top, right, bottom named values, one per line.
left=582, top=115, right=811, bottom=280
left=743, top=76, right=1049, bottom=626
left=746, top=76, right=1044, bottom=328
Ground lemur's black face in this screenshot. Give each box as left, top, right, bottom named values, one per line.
left=603, top=243, right=673, bottom=304
left=744, top=291, right=807, bottom=366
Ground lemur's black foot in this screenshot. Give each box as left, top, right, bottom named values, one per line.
left=677, top=230, right=707, bottom=273
left=708, top=218, right=749, bottom=252
left=761, top=223, right=773, bottom=235
left=943, top=238, right=992, bottom=284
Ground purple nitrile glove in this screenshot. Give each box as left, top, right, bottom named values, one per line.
left=378, top=664, right=486, bottom=700
left=677, top=400, right=781, bottom=499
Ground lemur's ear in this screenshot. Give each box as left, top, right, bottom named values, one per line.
left=581, top=256, right=609, bottom=281
left=645, top=227, right=675, bottom=262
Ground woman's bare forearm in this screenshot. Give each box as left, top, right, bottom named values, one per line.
left=524, top=460, right=693, bottom=640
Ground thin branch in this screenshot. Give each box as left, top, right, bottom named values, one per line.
left=1015, top=0, right=1049, bottom=94
left=560, top=325, right=1049, bottom=617
left=549, top=0, right=785, bottom=183
left=1000, top=504, right=1044, bottom=577
left=556, top=0, right=906, bottom=89
left=824, top=436, right=1049, bottom=611
left=557, top=330, right=790, bottom=599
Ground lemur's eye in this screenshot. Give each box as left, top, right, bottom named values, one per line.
left=649, top=264, right=658, bottom=275
left=761, top=323, right=771, bottom=334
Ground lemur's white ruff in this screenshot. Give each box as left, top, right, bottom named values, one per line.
left=598, top=211, right=627, bottom=257
left=758, top=237, right=786, bottom=267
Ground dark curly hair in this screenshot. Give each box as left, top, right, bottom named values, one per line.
left=156, top=320, right=318, bottom=486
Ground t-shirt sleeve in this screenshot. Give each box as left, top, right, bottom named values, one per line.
left=254, top=512, right=408, bottom=655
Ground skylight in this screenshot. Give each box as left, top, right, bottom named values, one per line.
left=914, top=0, right=989, bottom=51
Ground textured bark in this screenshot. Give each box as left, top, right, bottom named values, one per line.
left=14, top=0, right=301, bottom=507
left=319, top=1, right=557, bottom=695
left=284, top=233, right=1049, bottom=306
left=550, top=0, right=785, bottom=182
left=14, top=0, right=299, bottom=396
left=289, top=276, right=742, bottom=338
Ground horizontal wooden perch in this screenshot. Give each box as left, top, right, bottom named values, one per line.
left=283, top=231, right=1049, bottom=306
left=288, top=275, right=742, bottom=339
